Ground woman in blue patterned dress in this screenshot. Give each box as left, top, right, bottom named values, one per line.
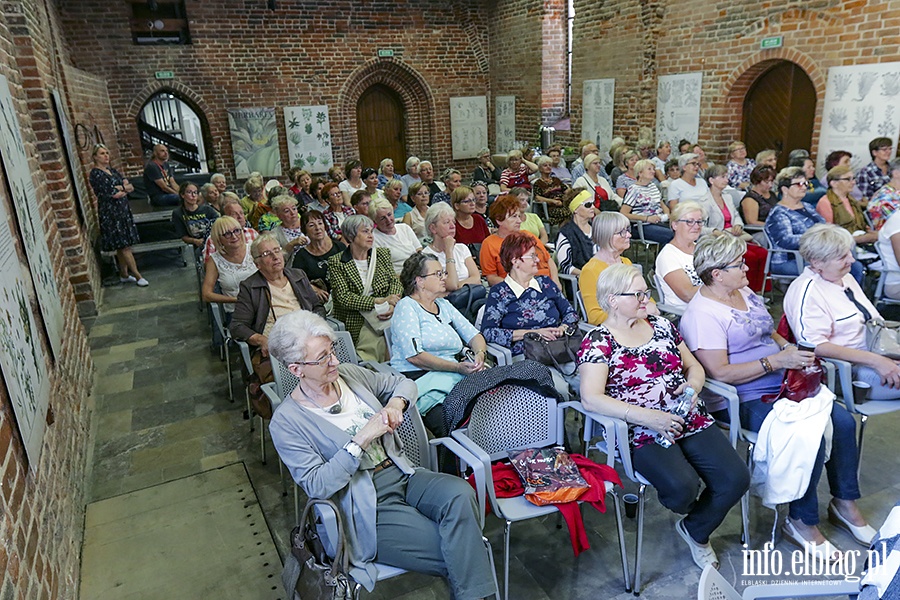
left=88, top=143, right=147, bottom=286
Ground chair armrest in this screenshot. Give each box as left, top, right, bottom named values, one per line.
left=360, top=361, right=401, bottom=376
left=451, top=429, right=501, bottom=519
left=559, top=401, right=618, bottom=468
left=820, top=357, right=855, bottom=412
left=577, top=322, right=595, bottom=335
left=237, top=340, right=253, bottom=372
left=429, top=437, right=488, bottom=529
left=486, top=342, right=513, bottom=366
left=742, top=224, right=764, bottom=233
left=704, top=378, right=740, bottom=448
left=558, top=273, right=578, bottom=298
left=261, top=382, right=283, bottom=413
left=326, top=317, right=345, bottom=331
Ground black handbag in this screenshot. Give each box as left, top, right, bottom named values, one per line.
left=290, top=498, right=358, bottom=600
left=522, top=326, right=582, bottom=376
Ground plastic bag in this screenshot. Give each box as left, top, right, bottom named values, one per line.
left=507, top=447, right=590, bottom=506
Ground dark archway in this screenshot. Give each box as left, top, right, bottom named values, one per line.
left=357, top=85, right=407, bottom=174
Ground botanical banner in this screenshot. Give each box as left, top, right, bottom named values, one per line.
left=581, top=79, right=615, bottom=155
left=283, top=105, right=333, bottom=174
left=450, top=96, right=488, bottom=160
left=655, top=72, right=703, bottom=147
left=495, top=96, right=516, bottom=154
left=227, top=107, right=282, bottom=178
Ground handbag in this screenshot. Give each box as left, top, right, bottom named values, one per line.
left=866, top=318, right=900, bottom=360
left=360, top=248, right=391, bottom=333
left=290, top=498, right=358, bottom=600
left=522, top=326, right=582, bottom=376
left=761, top=357, right=826, bottom=404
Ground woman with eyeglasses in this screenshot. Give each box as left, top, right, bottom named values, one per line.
left=240, top=174, right=272, bottom=229
left=423, top=202, right=485, bottom=318
left=581, top=212, right=661, bottom=325
left=231, top=233, right=325, bottom=416
left=667, top=153, right=710, bottom=211
left=682, top=233, right=874, bottom=564
left=390, top=254, right=487, bottom=438
left=201, top=216, right=258, bottom=317
left=403, top=181, right=431, bottom=240
left=725, top=141, right=756, bottom=191
left=322, top=182, right=356, bottom=242
left=270, top=195, right=310, bottom=262
left=481, top=231, right=579, bottom=358
left=579, top=262, right=747, bottom=571
left=533, top=155, right=572, bottom=226
left=655, top=201, right=705, bottom=311
left=292, top=210, right=346, bottom=305
left=453, top=186, right=491, bottom=245
left=555, top=189, right=597, bottom=276
left=764, top=167, right=827, bottom=278
left=172, top=182, right=220, bottom=250
left=816, top=166, right=878, bottom=245
left=267, top=310, right=497, bottom=599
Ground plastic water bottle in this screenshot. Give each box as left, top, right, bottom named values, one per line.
left=656, top=387, right=695, bottom=448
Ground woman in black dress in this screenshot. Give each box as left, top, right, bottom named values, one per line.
left=88, top=144, right=147, bottom=286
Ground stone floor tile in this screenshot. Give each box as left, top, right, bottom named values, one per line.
left=94, top=372, right=134, bottom=395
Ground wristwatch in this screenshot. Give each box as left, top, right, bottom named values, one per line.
left=344, top=441, right=363, bottom=459
left=446, top=258, right=457, bottom=264
left=392, top=395, right=411, bottom=411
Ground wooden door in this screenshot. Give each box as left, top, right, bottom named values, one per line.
left=356, top=85, right=407, bottom=174
left=741, top=62, right=816, bottom=170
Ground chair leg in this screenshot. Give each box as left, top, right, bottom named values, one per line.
left=260, top=415, right=267, bottom=464
left=503, top=520, right=512, bottom=600
left=225, top=345, right=234, bottom=403
left=246, top=387, right=253, bottom=429
left=742, top=442, right=753, bottom=548
left=482, top=537, right=501, bottom=600
left=278, top=459, right=287, bottom=497
left=857, top=415, right=868, bottom=481
left=294, top=483, right=300, bottom=527
left=633, top=483, right=646, bottom=596
left=612, top=489, right=632, bottom=592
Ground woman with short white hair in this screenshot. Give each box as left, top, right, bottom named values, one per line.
left=270, top=194, right=310, bottom=261
left=377, top=158, right=402, bottom=190
left=666, top=153, right=709, bottom=211
left=370, top=197, right=423, bottom=275
left=500, top=149, right=537, bottom=192
left=423, top=202, right=485, bottom=317
left=400, top=156, right=421, bottom=196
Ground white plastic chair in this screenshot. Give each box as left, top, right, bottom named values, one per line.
left=697, top=564, right=859, bottom=599
left=209, top=302, right=236, bottom=404
left=652, top=272, right=686, bottom=317
left=453, top=385, right=630, bottom=599
left=760, top=230, right=804, bottom=297
left=872, top=242, right=900, bottom=306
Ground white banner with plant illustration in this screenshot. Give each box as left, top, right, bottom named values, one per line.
left=284, top=105, right=333, bottom=174
left=227, top=107, right=282, bottom=178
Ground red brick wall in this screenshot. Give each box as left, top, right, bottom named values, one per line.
left=58, top=0, right=493, bottom=181
left=0, top=1, right=95, bottom=597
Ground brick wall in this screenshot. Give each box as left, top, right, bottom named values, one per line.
left=0, top=1, right=95, bottom=598
left=58, top=0, right=493, bottom=181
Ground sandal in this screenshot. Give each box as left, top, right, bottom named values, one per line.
left=828, top=501, right=876, bottom=547
left=782, top=519, right=841, bottom=565
left=676, top=517, right=718, bottom=569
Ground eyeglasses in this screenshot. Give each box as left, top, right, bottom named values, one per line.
left=459, top=198, right=475, bottom=204
left=791, top=179, right=809, bottom=188
left=184, top=189, right=199, bottom=195
left=614, top=227, right=632, bottom=237
left=255, top=247, right=283, bottom=260
left=520, top=253, right=540, bottom=262
left=616, top=290, right=651, bottom=302
left=676, top=219, right=705, bottom=227
left=833, top=176, right=856, bottom=182
left=687, top=161, right=701, bottom=167
left=422, top=270, right=447, bottom=278
left=293, top=349, right=337, bottom=367
left=718, top=259, right=746, bottom=271
left=222, top=228, right=243, bottom=238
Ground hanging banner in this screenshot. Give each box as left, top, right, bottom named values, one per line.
left=283, top=105, right=333, bottom=174
left=227, top=107, right=282, bottom=178
left=450, top=96, right=488, bottom=160
left=581, top=79, right=616, bottom=155
left=495, top=96, right=516, bottom=154
left=655, top=72, right=703, bottom=147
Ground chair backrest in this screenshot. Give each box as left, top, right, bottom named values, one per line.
left=394, top=405, right=433, bottom=470
left=210, top=302, right=228, bottom=339
left=383, top=326, right=393, bottom=352
left=697, top=564, right=742, bottom=600
left=270, top=358, right=300, bottom=412
left=333, top=330, right=361, bottom=365
left=463, top=384, right=560, bottom=460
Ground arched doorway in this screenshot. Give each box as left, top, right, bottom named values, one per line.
left=356, top=84, right=407, bottom=174
left=742, top=61, right=816, bottom=170
left=138, top=91, right=210, bottom=173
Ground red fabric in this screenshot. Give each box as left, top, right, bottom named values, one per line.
left=777, top=314, right=795, bottom=343
left=467, top=453, right=622, bottom=557
left=744, top=243, right=770, bottom=292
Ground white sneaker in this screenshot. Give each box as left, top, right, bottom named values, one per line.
left=676, top=517, right=718, bottom=569
left=136, top=278, right=149, bottom=287
left=120, top=276, right=137, bottom=284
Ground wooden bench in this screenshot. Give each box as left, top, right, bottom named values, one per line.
left=101, top=240, right=188, bottom=267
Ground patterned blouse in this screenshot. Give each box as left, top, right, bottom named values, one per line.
left=481, top=275, right=579, bottom=356
left=578, top=315, right=713, bottom=448
left=867, top=183, right=900, bottom=230
left=726, top=159, right=756, bottom=189
left=763, top=204, right=824, bottom=267
left=322, top=206, right=356, bottom=242
left=500, top=164, right=532, bottom=191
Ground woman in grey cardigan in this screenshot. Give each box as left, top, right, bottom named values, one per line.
left=267, top=310, right=495, bottom=599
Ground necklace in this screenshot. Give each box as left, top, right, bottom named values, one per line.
left=707, top=286, right=740, bottom=307
left=298, top=381, right=342, bottom=414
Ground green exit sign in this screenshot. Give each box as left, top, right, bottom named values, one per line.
left=760, top=36, right=783, bottom=49
left=154, top=71, right=175, bottom=80
left=377, top=49, right=394, bottom=58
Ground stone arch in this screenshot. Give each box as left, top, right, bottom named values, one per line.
left=710, top=48, right=826, bottom=154
left=337, top=59, right=435, bottom=165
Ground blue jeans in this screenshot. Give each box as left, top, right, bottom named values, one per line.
left=740, top=399, right=860, bottom=526
left=853, top=365, right=900, bottom=400
left=636, top=223, right=674, bottom=247
left=150, top=192, right=180, bottom=207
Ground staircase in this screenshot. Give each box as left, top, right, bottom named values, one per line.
left=138, top=119, right=201, bottom=172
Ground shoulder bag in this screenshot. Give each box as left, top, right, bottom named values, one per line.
left=360, top=249, right=391, bottom=333
left=522, top=325, right=582, bottom=376
left=289, top=498, right=358, bottom=600
left=866, top=318, right=900, bottom=360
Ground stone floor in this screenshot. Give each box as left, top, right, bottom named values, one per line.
left=80, top=249, right=900, bottom=599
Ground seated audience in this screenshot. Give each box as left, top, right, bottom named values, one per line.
left=422, top=203, right=485, bottom=317
left=877, top=208, right=900, bottom=300
left=454, top=186, right=492, bottom=245
left=817, top=165, right=877, bottom=244
left=510, top=187, right=548, bottom=244
left=370, top=197, right=423, bottom=274
left=764, top=167, right=826, bottom=277
left=308, top=177, right=328, bottom=212
left=621, top=159, right=674, bottom=246
left=327, top=165, right=345, bottom=183
left=292, top=210, right=345, bottom=304
left=327, top=215, right=402, bottom=361
left=581, top=212, right=660, bottom=325
left=401, top=156, right=421, bottom=196
left=725, top=141, right=756, bottom=190
left=362, top=168, right=384, bottom=202
left=172, top=182, right=220, bottom=250
left=857, top=136, right=894, bottom=199
left=419, top=161, right=444, bottom=198
left=473, top=147, right=502, bottom=186
left=547, top=145, right=573, bottom=185
left=384, top=180, right=411, bottom=220
left=339, top=159, right=365, bottom=205
left=259, top=184, right=289, bottom=232
left=199, top=182, right=222, bottom=213
left=471, top=182, right=494, bottom=229
left=652, top=141, right=672, bottom=181
left=692, top=144, right=711, bottom=179
left=785, top=224, right=900, bottom=400
left=350, top=190, right=372, bottom=217
left=867, top=157, right=900, bottom=230
left=608, top=146, right=630, bottom=186
left=555, top=190, right=596, bottom=276
left=756, top=149, right=778, bottom=170
left=210, top=172, right=228, bottom=195
left=201, top=216, right=258, bottom=316
left=481, top=231, right=579, bottom=358
left=573, top=152, right=620, bottom=211
left=202, top=196, right=258, bottom=262
left=289, top=169, right=316, bottom=208
left=740, top=165, right=778, bottom=226
left=667, top=154, right=709, bottom=211
left=570, top=140, right=599, bottom=183
left=390, top=254, right=487, bottom=436
left=431, top=168, right=461, bottom=205
left=655, top=201, right=704, bottom=311
left=270, top=195, right=309, bottom=262
left=480, top=194, right=560, bottom=288
left=143, top=143, right=180, bottom=206
left=377, top=158, right=402, bottom=190
left=403, top=181, right=430, bottom=239
left=267, top=310, right=496, bottom=599
left=579, top=263, right=748, bottom=570
left=682, top=234, right=875, bottom=558
left=500, top=150, right=537, bottom=192
left=533, top=155, right=572, bottom=226
left=322, top=182, right=356, bottom=242
left=240, top=174, right=269, bottom=228
left=614, top=150, right=640, bottom=198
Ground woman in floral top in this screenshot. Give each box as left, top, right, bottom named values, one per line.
left=578, top=263, right=748, bottom=571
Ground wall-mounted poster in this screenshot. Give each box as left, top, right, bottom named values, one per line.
left=283, top=106, right=333, bottom=174
left=655, top=72, right=703, bottom=146
left=495, top=96, right=516, bottom=153
left=581, top=79, right=616, bottom=155
left=0, top=74, right=64, bottom=359
left=450, top=96, right=488, bottom=160
left=227, top=107, right=282, bottom=178
left=817, top=61, right=900, bottom=177
left=50, top=89, right=93, bottom=231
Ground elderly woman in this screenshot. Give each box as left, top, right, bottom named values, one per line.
left=402, top=181, right=430, bottom=239
left=621, top=159, right=674, bottom=246
left=201, top=216, right=258, bottom=316
left=816, top=165, right=878, bottom=245
left=681, top=234, right=875, bottom=559
left=199, top=182, right=222, bottom=213
left=555, top=190, right=596, bottom=276
left=579, top=263, right=748, bottom=570
left=580, top=212, right=660, bottom=325
left=609, top=146, right=630, bottom=186
left=481, top=231, right=579, bottom=357
left=756, top=149, right=778, bottom=170
left=210, top=172, right=228, bottom=195
left=327, top=215, right=403, bottom=361
left=350, top=190, right=372, bottom=217
left=202, top=196, right=259, bottom=262
left=401, top=156, right=421, bottom=194
left=240, top=174, right=270, bottom=228
left=390, top=254, right=487, bottom=435
left=725, top=141, right=756, bottom=190
left=431, top=168, right=462, bottom=205
left=480, top=194, right=560, bottom=288
left=655, top=201, right=704, bottom=311
left=328, top=165, right=345, bottom=183
left=370, top=197, right=423, bottom=275
left=547, top=145, right=573, bottom=185
left=423, top=202, right=485, bottom=316
left=172, top=182, right=220, bottom=250
left=339, top=159, right=365, bottom=206
left=785, top=224, right=900, bottom=400
left=377, top=158, right=402, bottom=190
left=740, top=165, right=778, bottom=226
left=473, top=147, right=502, bottom=186
left=509, top=187, right=548, bottom=244
left=419, top=161, right=444, bottom=198
left=652, top=141, right=672, bottom=181
left=270, top=195, right=309, bottom=260
left=866, top=157, right=900, bottom=230
left=533, top=155, right=572, bottom=226
left=453, top=186, right=491, bottom=245
left=291, top=210, right=345, bottom=304
left=472, top=182, right=494, bottom=228
left=88, top=143, right=147, bottom=286
left=267, top=310, right=495, bottom=599
left=667, top=154, right=709, bottom=211
left=764, top=167, right=827, bottom=277
left=614, top=150, right=640, bottom=198
left=573, top=153, right=620, bottom=211
left=231, top=234, right=325, bottom=413
left=322, top=182, right=356, bottom=242
left=500, top=149, right=537, bottom=192
left=384, top=179, right=411, bottom=220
